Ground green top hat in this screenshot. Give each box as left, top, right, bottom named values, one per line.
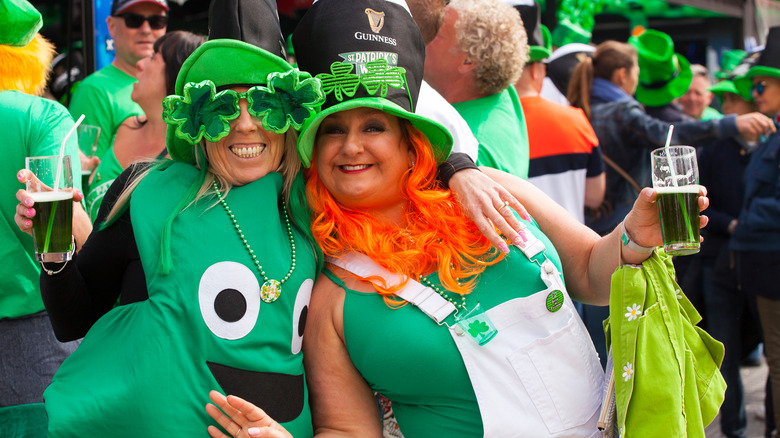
left=716, top=49, right=746, bottom=80
left=630, top=29, right=693, bottom=107
left=163, top=0, right=310, bottom=164
left=292, top=0, right=452, bottom=168
left=0, top=0, right=42, bottom=47
left=511, top=2, right=552, bottom=63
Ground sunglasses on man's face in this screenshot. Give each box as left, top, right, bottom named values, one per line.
left=753, top=80, right=770, bottom=96
left=115, top=13, right=168, bottom=30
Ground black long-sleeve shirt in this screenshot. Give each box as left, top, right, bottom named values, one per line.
left=40, top=166, right=148, bottom=341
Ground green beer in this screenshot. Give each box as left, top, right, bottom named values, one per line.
left=30, top=191, right=73, bottom=262
left=656, top=186, right=700, bottom=256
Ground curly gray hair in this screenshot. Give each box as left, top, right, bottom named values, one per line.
left=449, top=0, right=528, bottom=96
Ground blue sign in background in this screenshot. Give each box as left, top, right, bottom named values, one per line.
left=93, top=0, right=114, bottom=71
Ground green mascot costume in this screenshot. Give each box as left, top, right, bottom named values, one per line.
left=43, top=0, right=324, bottom=436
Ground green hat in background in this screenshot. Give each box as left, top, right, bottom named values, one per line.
left=713, top=51, right=760, bottom=101
left=735, top=27, right=780, bottom=99
left=0, top=0, right=42, bottom=47
left=716, top=49, right=746, bottom=80
left=630, top=29, right=693, bottom=107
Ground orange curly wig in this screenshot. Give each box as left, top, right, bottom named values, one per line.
left=0, top=33, right=55, bottom=95
left=306, top=120, right=504, bottom=304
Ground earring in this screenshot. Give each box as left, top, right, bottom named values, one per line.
left=410, top=160, right=415, bottom=168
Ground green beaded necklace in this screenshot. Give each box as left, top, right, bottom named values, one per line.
left=418, top=275, right=468, bottom=312
left=212, top=181, right=296, bottom=303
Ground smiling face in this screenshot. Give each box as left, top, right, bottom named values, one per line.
left=679, top=75, right=713, bottom=119
left=131, top=49, right=166, bottom=104
left=752, top=75, right=780, bottom=116
left=315, top=108, right=414, bottom=217
left=107, top=2, right=167, bottom=71
left=206, top=87, right=285, bottom=187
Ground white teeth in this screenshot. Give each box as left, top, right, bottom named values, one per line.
left=231, top=145, right=265, bottom=158
left=341, top=164, right=370, bottom=171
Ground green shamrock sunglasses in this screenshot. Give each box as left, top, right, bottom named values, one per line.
left=162, top=69, right=325, bottom=145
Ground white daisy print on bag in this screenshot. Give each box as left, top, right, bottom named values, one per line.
left=622, top=362, right=634, bottom=381
left=625, top=303, right=642, bottom=321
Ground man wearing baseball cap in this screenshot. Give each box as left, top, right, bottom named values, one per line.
left=69, top=0, right=168, bottom=167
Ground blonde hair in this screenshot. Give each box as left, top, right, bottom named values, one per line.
left=0, top=33, right=55, bottom=95
left=449, top=0, right=528, bottom=96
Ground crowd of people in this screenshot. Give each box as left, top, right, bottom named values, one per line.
left=3, top=0, right=780, bottom=436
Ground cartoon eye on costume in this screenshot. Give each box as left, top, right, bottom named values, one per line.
left=291, top=279, right=314, bottom=354
left=199, top=262, right=261, bottom=340
left=246, top=70, right=325, bottom=134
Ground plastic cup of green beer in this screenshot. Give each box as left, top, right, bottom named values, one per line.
left=77, top=124, right=100, bottom=188
left=25, top=155, right=74, bottom=262
left=651, top=145, right=700, bottom=256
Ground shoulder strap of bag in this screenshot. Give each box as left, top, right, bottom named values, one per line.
left=326, top=253, right=457, bottom=324
left=602, top=153, right=642, bottom=194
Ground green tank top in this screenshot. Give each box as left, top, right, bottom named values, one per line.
left=333, top=220, right=562, bottom=437
left=45, top=163, right=316, bottom=437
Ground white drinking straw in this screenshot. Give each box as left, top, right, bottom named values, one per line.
left=53, top=114, right=85, bottom=192
left=663, top=125, right=678, bottom=187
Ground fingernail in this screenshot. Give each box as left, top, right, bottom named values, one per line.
left=17, top=171, right=24, bottom=182
left=522, top=213, right=531, bottom=221
left=499, top=242, right=510, bottom=254
left=25, top=220, right=32, bottom=228
left=74, top=189, right=82, bottom=198
left=24, top=198, right=34, bottom=207
left=247, top=428, right=261, bottom=437
left=513, top=232, right=527, bottom=246
left=27, top=208, right=35, bottom=217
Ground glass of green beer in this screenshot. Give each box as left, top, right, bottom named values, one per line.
left=25, top=155, right=74, bottom=262
left=651, top=145, right=700, bottom=256
left=77, top=124, right=100, bottom=188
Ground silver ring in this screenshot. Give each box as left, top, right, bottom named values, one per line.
left=234, top=427, right=242, bottom=438
left=498, top=200, right=510, bottom=213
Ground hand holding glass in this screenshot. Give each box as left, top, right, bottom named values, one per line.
left=651, top=146, right=700, bottom=256
left=25, top=155, right=74, bottom=262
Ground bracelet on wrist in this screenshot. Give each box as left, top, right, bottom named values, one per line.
left=40, top=236, right=75, bottom=276
left=619, top=221, right=654, bottom=254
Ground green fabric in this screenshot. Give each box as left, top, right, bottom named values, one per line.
left=0, top=90, right=82, bottom=320
left=630, top=30, right=693, bottom=107
left=700, top=106, right=722, bottom=121
left=86, top=142, right=124, bottom=222
left=44, top=164, right=316, bottom=437
left=454, top=86, right=530, bottom=179
left=0, top=403, right=47, bottom=437
left=0, top=0, right=41, bottom=47
left=68, top=64, right=142, bottom=160
left=716, top=50, right=746, bottom=80
left=606, top=250, right=726, bottom=437
left=735, top=65, right=780, bottom=100
left=339, top=220, right=561, bottom=437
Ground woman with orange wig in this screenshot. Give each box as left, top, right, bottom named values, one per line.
left=204, top=0, right=709, bottom=437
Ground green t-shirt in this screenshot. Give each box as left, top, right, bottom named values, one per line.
left=68, top=64, right=143, bottom=161
left=0, top=90, right=82, bottom=319
left=453, top=86, right=530, bottom=179
left=86, top=143, right=124, bottom=222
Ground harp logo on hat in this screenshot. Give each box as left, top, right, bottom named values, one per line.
left=365, top=8, right=385, bottom=33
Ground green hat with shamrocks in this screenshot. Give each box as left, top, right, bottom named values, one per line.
left=292, top=0, right=453, bottom=168
left=630, top=29, right=693, bottom=107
